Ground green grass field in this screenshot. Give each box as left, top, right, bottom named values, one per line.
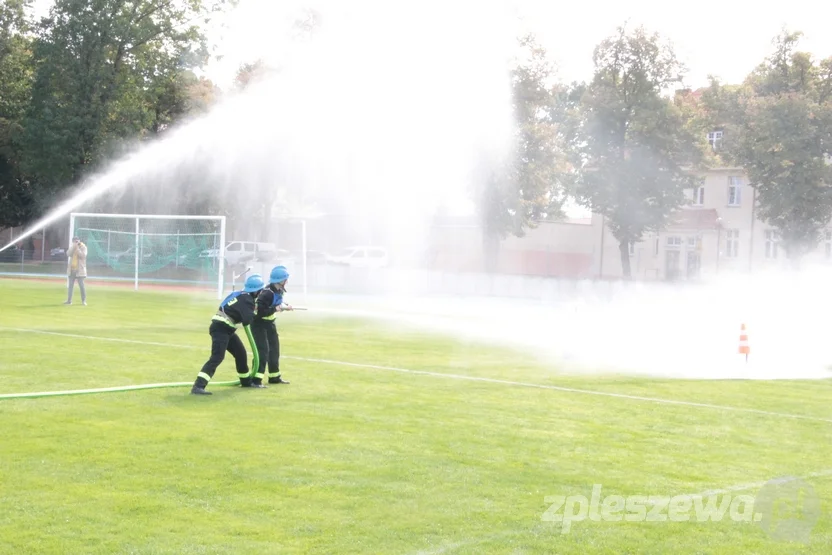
left=1, top=278, right=831, bottom=554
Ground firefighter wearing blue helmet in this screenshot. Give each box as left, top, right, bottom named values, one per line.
left=250, top=265, right=293, bottom=386
left=191, top=273, right=266, bottom=395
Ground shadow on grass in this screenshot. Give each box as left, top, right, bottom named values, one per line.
left=164, top=382, right=267, bottom=403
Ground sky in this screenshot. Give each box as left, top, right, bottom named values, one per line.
left=515, top=0, right=832, bottom=89
left=196, top=0, right=832, bottom=90
left=30, top=0, right=832, bottom=90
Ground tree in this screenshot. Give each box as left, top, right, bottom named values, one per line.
left=571, top=25, right=707, bottom=278
left=715, top=31, right=832, bottom=261
left=146, top=70, right=220, bottom=136
left=0, top=0, right=35, bottom=228
left=478, top=34, right=571, bottom=270
left=234, top=59, right=272, bottom=90
left=20, top=0, right=231, bottom=194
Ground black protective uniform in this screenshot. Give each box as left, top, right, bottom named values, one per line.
left=192, top=290, right=258, bottom=394
left=251, top=285, right=289, bottom=385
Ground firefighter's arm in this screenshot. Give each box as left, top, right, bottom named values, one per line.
left=255, top=290, right=273, bottom=315
left=239, top=297, right=256, bottom=326
left=273, top=293, right=291, bottom=311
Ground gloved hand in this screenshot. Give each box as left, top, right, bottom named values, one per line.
left=280, top=304, right=294, bottom=311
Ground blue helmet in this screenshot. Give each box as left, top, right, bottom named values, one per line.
left=243, top=273, right=265, bottom=293
left=269, top=265, right=289, bottom=285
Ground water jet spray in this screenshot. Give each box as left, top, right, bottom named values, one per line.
left=2, top=2, right=517, bottom=263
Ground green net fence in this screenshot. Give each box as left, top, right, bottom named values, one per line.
left=71, top=214, right=224, bottom=287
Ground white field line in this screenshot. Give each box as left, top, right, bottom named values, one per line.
left=676, top=468, right=832, bottom=501
left=410, top=531, right=520, bottom=555
left=289, top=356, right=832, bottom=424
left=2, top=326, right=832, bottom=424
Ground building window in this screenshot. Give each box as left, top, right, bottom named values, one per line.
left=725, top=229, right=739, bottom=258
left=728, top=177, right=742, bottom=206
left=667, top=236, right=682, bottom=248
left=628, top=242, right=635, bottom=256
left=708, top=130, right=723, bottom=150
left=687, top=236, right=702, bottom=250
left=764, top=230, right=779, bottom=259
left=692, top=186, right=705, bottom=206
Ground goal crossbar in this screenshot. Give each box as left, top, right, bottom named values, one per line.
left=70, top=213, right=225, bottom=221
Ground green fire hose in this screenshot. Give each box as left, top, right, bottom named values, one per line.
left=243, top=324, right=259, bottom=381
left=0, top=380, right=241, bottom=400
left=0, top=320, right=264, bottom=400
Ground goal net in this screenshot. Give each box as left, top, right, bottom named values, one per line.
left=69, top=213, right=226, bottom=298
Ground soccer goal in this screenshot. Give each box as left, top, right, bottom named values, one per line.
left=69, top=213, right=226, bottom=298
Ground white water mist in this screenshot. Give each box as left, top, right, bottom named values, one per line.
left=305, top=265, right=832, bottom=381
left=2, top=1, right=517, bottom=260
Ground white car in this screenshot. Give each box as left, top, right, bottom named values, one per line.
left=199, top=241, right=279, bottom=267
left=327, top=246, right=389, bottom=268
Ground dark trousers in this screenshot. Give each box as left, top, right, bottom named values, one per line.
left=67, top=273, right=86, bottom=303
left=194, top=321, right=251, bottom=389
left=251, top=319, right=280, bottom=384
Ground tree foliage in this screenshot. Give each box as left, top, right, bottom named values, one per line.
left=478, top=34, right=571, bottom=268
left=20, top=0, right=228, bottom=191
left=713, top=31, right=832, bottom=259
left=233, top=59, right=274, bottom=91
left=570, top=25, right=707, bottom=277
left=0, top=0, right=35, bottom=227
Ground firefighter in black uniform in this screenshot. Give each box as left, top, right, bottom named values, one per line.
left=191, top=274, right=266, bottom=395
left=251, top=265, right=292, bottom=386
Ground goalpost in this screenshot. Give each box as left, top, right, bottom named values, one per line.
left=69, top=213, right=227, bottom=299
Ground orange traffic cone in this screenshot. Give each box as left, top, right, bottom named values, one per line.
left=738, top=323, right=750, bottom=363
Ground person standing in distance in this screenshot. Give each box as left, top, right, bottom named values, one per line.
left=64, top=236, right=87, bottom=305
left=191, top=274, right=266, bottom=395
left=250, top=265, right=292, bottom=387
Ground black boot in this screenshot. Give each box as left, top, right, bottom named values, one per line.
left=191, top=386, right=212, bottom=395
left=268, top=376, right=290, bottom=384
